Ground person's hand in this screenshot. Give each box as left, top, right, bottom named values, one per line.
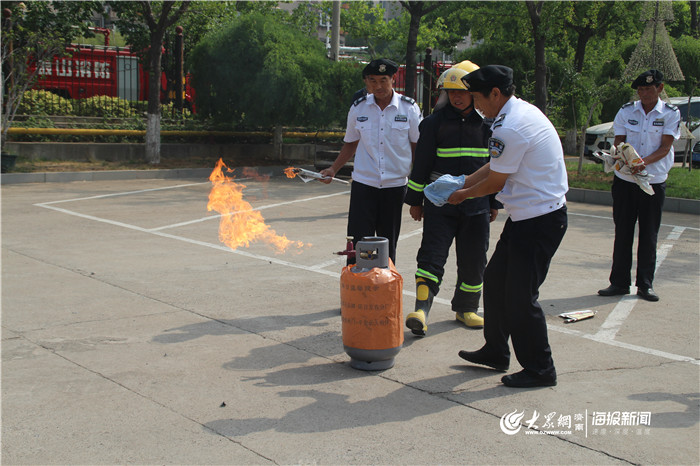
left=319, top=168, right=334, bottom=184
left=448, top=189, right=467, bottom=205
left=489, top=208, right=498, bottom=223
left=409, top=205, right=423, bottom=221
left=630, top=162, right=646, bottom=175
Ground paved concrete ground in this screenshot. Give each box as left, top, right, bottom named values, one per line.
left=2, top=167, right=699, bottom=465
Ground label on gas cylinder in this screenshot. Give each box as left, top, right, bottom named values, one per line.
left=340, top=265, right=403, bottom=350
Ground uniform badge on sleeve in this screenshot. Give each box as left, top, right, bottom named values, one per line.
left=488, top=138, right=505, bottom=158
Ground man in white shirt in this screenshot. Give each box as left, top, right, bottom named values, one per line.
left=598, top=70, right=681, bottom=302
left=320, top=59, right=422, bottom=265
left=448, top=65, right=568, bottom=388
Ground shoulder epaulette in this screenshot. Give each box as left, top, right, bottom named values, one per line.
left=353, top=95, right=367, bottom=106
left=664, top=102, right=678, bottom=111
left=492, top=113, right=506, bottom=129
left=621, top=102, right=633, bottom=109
left=401, top=95, right=416, bottom=105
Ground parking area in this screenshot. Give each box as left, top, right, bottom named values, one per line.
left=2, top=166, right=699, bottom=465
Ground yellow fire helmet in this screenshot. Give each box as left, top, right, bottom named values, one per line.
left=437, top=67, right=470, bottom=91
left=436, top=61, right=479, bottom=91
left=434, top=60, right=480, bottom=111
left=453, top=60, right=480, bottom=73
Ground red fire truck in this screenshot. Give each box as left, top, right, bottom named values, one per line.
left=31, top=28, right=194, bottom=110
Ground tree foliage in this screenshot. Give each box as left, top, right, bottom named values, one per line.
left=1, top=0, right=100, bottom=152
left=341, top=1, right=401, bottom=59
left=189, top=12, right=362, bottom=128
left=110, top=1, right=190, bottom=164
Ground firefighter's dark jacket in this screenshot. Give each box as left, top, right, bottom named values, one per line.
left=405, top=104, right=502, bottom=214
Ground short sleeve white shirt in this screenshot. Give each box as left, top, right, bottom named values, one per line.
left=488, top=96, right=568, bottom=221
left=344, top=91, right=422, bottom=188
left=612, top=98, right=681, bottom=184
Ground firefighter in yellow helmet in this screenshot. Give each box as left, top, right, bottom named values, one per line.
left=433, top=60, right=480, bottom=111
left=404, top=60, right=502, bottom=336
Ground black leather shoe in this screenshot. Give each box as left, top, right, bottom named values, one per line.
left=598, top=285, right=630, bottom=296
left=458, top=347, right=509, bottom=372
left=637, top=287, right=659, bottom=302
left=502, top=369, right=557, bottom=388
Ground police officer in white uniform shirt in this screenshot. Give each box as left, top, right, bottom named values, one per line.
left=320, top=58, right=422, bottom=264
left=598, top=70, right=681, bottom=302
left=447, top=65, right=568, bottom=388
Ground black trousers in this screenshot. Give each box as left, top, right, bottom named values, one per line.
left=610, top=176, right=666, bottom=289
left=483, top=206, right=567, bottom=377
left=347, top=181, right=406, bottom=264
left=416, top=202, right=489, bottom=311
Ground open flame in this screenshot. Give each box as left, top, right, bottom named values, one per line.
left=284, top=167, right=298, bottom=179
left=207, top=159, right=305, bottom=253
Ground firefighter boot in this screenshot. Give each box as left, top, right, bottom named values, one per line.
left=455, top=311, right=484, bottom=329
left=406, top=278, right=435, bottom=336
left=453, top=284, right=483, bottom=329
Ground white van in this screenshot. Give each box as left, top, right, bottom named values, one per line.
left=584, top=96, right=699, bottom=161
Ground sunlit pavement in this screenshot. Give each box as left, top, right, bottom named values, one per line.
left=2, top=167, right=698, bottom=465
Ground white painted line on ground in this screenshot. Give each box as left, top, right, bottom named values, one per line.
left=151, top=230, right=341, bottom=279
left=33, top=185, right=698, bottom=365
left=595, top=226, right=686, bottom=341
left=665, top=226, right=686, bottom=240
left=36, top=204, right=155, bottom=232
left=36, top=202, right=341, bottom=279
left=568, top=212, right=699, bottom=231
left=398, top=227, right=424, bottom=240
left=149, top=190, right=350, bottom=232
left=37, top=182, right=209, bottom=205
left=549, top=324, right=699, bottom=365
left=309, top=257, right=346, bottom=270
left=308, top=227, right=424, bottom=270
left=595, top=295, right=638, bottom=340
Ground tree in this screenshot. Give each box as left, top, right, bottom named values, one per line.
left=111, top=1, right=190, bottom=165
left=1, top=1, right=100, bottom=154
left=342, top=1, right=469, bottom=97
left=564, top=2, right=636, bottom=73
left=341, top=1, right=402, bottom=59
left=398, top=1, right=446, bottom=99
left=189, top=12, right=361, bottom=129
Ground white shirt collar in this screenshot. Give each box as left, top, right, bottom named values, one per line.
left=633, top=98, right=664, bottom=115
left=366, top=91, right=399, bottom=109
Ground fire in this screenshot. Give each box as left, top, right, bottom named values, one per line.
left=207, top=159, right=305, bottom=253
left=284, top=167, right=298, bottom=179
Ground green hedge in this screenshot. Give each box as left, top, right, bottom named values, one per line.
left=16, top=90, right=189, bottom=118
left=17, top=90, right=73, bottom=115
left=75, top=96, right=137, bottom=118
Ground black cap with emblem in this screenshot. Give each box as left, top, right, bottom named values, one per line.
left=631, top=69, right=663, bottom=89
left=461, top=65, right=513, bottom=93
left=363, top=58, right=399, bottom=77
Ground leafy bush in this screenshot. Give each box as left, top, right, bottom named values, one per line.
left=190, top=13, right=361, bottom=128
left=160, top=102, right=193, bottom=119
left=17, top=90, right=73, bottom=115
left=74, top=96, right=137, bottom=118
left=123, top=100, right=192, bottom=118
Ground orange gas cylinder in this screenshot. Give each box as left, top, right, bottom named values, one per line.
left=340, top=237, right=403, bottom=370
